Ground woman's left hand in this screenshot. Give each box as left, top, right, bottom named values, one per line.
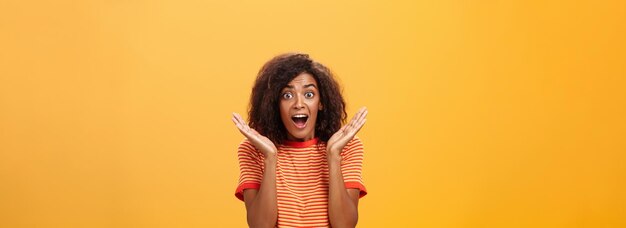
left=326, top=107, right=368, bottom=157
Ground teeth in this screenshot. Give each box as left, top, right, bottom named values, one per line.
left=292, top=114, right=308, bottom=118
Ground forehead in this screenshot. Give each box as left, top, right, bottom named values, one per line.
left=285, top=73, right=318, bottom=88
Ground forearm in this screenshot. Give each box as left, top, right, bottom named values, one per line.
left=247, top=156, right=278, bottom=228
left=327, top=154, right=358, bottom=228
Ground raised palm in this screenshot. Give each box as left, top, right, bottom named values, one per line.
left=326, top=107, right=368, bottom=156
left=232, top=113, right=278, bottom=158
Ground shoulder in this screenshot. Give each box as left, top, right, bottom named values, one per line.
left=237, top=138, right=261, bottom=157
left=238, top=138, right=255, bottom=150
left=347, top=136, right=363, bottom=148
left=341, top=136, right=364, bottom=155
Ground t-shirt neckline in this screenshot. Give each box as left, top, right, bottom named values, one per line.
left=282, top=137, right=319, bottom=148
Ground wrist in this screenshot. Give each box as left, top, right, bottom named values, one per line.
left=264, top=153, right=277, bottom=162
left=262, top=148, right=277, bottom=158
left=326, top=152, right=341, bottom=161
left=327, top=147, right=341, bottom=155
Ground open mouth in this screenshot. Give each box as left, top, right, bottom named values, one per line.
left=291, top=114, right=308, bottom=129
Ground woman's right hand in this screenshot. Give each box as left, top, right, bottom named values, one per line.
left=232, top=112, right=278, bottom=158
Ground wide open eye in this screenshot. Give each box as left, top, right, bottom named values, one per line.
left=304, top=92, right=314, bottom=98
left=282, top=92, right=293, bottom=100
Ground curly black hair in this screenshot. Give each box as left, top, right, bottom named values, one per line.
left=248, top=53, right=347, bottom=145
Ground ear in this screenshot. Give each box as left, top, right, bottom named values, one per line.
left=319, top=103, right=323, bottom=110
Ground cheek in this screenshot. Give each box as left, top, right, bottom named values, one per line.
left=309, top=100, right=321, bottom=117
left=279, top=100, right=289, bottom=113
left=277, top=103, right=286, bottom=119
left=308, top=97, right=320, bottom=107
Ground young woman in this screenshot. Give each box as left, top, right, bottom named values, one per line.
left=232, top=53, right=368, bottom=228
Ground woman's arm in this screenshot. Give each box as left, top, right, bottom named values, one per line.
left=327, top=153, right=361, bottom=228
left=326, top=107, right=368, bottom=228
left=243, top=155, right=277, bottom=228
left=232, top=113, right=278, bottom=228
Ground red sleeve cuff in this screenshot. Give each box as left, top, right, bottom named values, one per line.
left=234, top=182, right=261, bottom=201
left=345, top=181, right=368, bottom=198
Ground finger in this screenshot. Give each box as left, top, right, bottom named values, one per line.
left=232, top=114, right=244, bottom=129
left=348, top=108, right=360, bottom=125
left=356, top=107, right=367, bottom=123
left=233, top=118, right=249, bottom=136
left=346, top=113, right=359, bottom=131
left=234, top=113, right=250, bottom=132
left=234, top=113, right=244, bottom=124
left=352, top=108, right=366, bottom=125
left=356, top=118, right=367, bottom=132
left=357, top=109, right=367, bottom=126
left=243, top=121, right=252, bottom=133
left=349, top=107, right=367, bottom=129
left=352, top=118, right=366, bottom=136
left=346, top=118, right=366, bottom=137
left=249, top=127, right=260, bottom=136
left=233, top=113, right=244, bottom=126
left=348, top=111, right=367, bottom=135
left=240, top=118, right=257, bottom=136
left=358, top=106, right=366, bottom=115
left=337, top=107, right=366, bottom=139
left=333, top=125, right=347, bottom=139
left=233, top=113, right=255, bottom=139
left=339, top=124, right=347, bottom=135
left=232, top=116, right=241, bottom=128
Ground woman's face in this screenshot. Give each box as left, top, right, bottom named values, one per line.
left=279, top=73, right=322, bottom=142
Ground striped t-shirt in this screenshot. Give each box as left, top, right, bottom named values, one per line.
left=235, top=137, right=367, bottom=228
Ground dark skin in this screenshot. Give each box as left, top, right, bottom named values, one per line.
left=232, top=73, right=367, bottom=228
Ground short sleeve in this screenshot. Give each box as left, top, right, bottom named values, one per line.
left=340, top=137, right=367, bottom=198
left=234, top=139, right=264, bottom=201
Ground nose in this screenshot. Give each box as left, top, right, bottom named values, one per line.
left=294, top=94, right=304, bottom=109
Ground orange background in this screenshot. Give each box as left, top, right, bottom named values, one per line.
left=1, top=0, right=625, bottom=227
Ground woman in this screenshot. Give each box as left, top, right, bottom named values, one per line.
left=232, top=53, right=368, bottom=228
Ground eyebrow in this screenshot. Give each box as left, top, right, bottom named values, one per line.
left=284, top=84, right=318, bottom=89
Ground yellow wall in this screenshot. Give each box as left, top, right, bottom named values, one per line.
left=1, top=0, right=625, bottom=227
